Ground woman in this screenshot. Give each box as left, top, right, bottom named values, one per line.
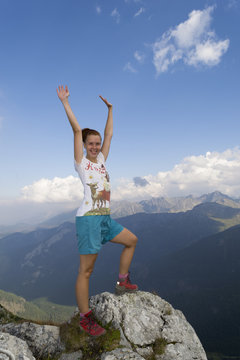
left=56, top=85, right=138, bottom=337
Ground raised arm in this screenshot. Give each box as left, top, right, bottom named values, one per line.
left=99, top=95, right=113, bottom=161
left=56, top=85, right=83, bottom=164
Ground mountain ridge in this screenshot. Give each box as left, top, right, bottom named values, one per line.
left=1, top=191, right=240, bottom=237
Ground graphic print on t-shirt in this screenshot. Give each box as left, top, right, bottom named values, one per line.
left=85, top=166, right=110, bottom=215
left=75, top=153, right=111, bottom=216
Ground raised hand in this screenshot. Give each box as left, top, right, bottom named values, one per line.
left=57, top=85, right=70, bottom=104
left=99, top=95, right=112, bottom=109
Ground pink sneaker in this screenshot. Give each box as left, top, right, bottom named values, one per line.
left=79, top=310, right=106, bottom=337
left=115, top=272, right=138, bottom=295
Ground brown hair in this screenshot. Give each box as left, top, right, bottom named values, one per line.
left=82, top=128, right=102, bottom=143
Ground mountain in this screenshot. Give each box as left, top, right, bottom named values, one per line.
left=0, top=289, right=75, bottom=323
left=0, top=222, right=79, bottom=304
left=37, top=209, right=77, bottom=228
left=1, top=202, right=240, bottom=305
left=1, top=192, right=239, bottom=237
left=1, top=202, right=240, bottom=356
left=149, top=224, right=240, bottom=356
left=38, top=191, right=240, bottom=228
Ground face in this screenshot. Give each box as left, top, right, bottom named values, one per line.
left=84, top=134, right=102, bottom=161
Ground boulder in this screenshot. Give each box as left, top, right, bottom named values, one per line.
left=0, top=322, right=65, bottom=358
left=0, top=332, right=35, bottom=360
left=89, top=291, right=207, bottom=360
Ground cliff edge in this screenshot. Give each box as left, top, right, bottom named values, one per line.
left=0, top=291, right=207, bottom=360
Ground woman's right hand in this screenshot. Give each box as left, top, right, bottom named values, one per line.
left=56, top=85, right=70, bottom=104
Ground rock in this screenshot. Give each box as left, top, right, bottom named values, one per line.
left=0, top=322, right=65, bottom=358
left=89, top=291, right=207, bottom=360
left=101, top=347, right=145, bottom=359
left=58, top=350, right=83, bottom=360
left=0, top=291, right=207, bottom=360
left=0, top=332, right=35, bottom=360
left=136, top=346, right=154, bottom=357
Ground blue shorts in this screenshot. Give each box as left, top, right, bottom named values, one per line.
left=75, top=215, right=124, bottom=254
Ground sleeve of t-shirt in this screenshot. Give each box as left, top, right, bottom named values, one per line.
left=74, top=157, right=85, bottom=174
left=97, top=152, right=105, bottom=164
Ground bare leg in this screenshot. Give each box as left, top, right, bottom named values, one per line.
left=110, top=228, right=138, bottom=274
left=75, top=253, right=98, bottom=314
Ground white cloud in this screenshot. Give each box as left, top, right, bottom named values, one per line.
left=1, top=146, right=239, bottom=226
left=134, top=51, right=145, bottom=63
left=186, top=39, right=230, bottom=67
left=152, top=6, right=230, bottom=74
left=21, top=176, right=83, bottom=203
left=112, top=147, right=240, bottom=200
left=19, top=147, right=240, bottom=206
left=123, top=62, right=137, bottom=73
left=96, top=6, right=101, bottom=14
left=134, top=7, right=145, bottom=17
left=111, top=8, right=120, bottom=24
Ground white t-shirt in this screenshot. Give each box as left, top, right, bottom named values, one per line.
left=74, top=152, right=111, bottom=216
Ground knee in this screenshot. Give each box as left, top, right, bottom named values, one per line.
left=79, top=266, right=94, bottom=279
left=133, top=234, right=138, bottom=247
left=129, top=234, right=138, bottom=248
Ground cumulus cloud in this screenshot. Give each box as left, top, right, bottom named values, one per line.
left=21, top=176, right=83, bottom=203
left=123, top=62, right=137, bottom=73
left=111, top=8, right=120, bottom=24
left=134, top=7, right=145, bottom=17
left=112, top=148, right=240, bottom=200
left=152, top=6, right=230, bottom=74
left=18, top=147, right=240, bottom=205
left=134, top=51, right=145, bottom=63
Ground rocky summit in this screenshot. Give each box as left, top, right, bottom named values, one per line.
left=0, top=291, right=207, bottom=360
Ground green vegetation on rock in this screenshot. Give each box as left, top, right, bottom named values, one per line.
left=0, top=304, right=23, bottom=325
left=60, top=312, right=121, bottom=358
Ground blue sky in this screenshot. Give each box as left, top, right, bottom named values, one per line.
left=0, top=0, right=240, bottom=224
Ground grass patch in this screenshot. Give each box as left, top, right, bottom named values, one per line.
left=60, top=312, right=121, bottom=359
left=145, top=338, right=168, bottom=360
left=153, top=338, right=168, bottom=355
left=0, top=304, right=23, bottom=324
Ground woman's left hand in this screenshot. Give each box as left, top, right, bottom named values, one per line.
left=99, top=95, right=112, bottom=109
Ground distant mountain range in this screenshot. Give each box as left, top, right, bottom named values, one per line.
left=1, top=196, right=240, bottom=356
left=113, top=190, right=240, bottom=217
left=1, top=191, right=240, bottom=237
left=1, top=201, right=240, bottom=303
